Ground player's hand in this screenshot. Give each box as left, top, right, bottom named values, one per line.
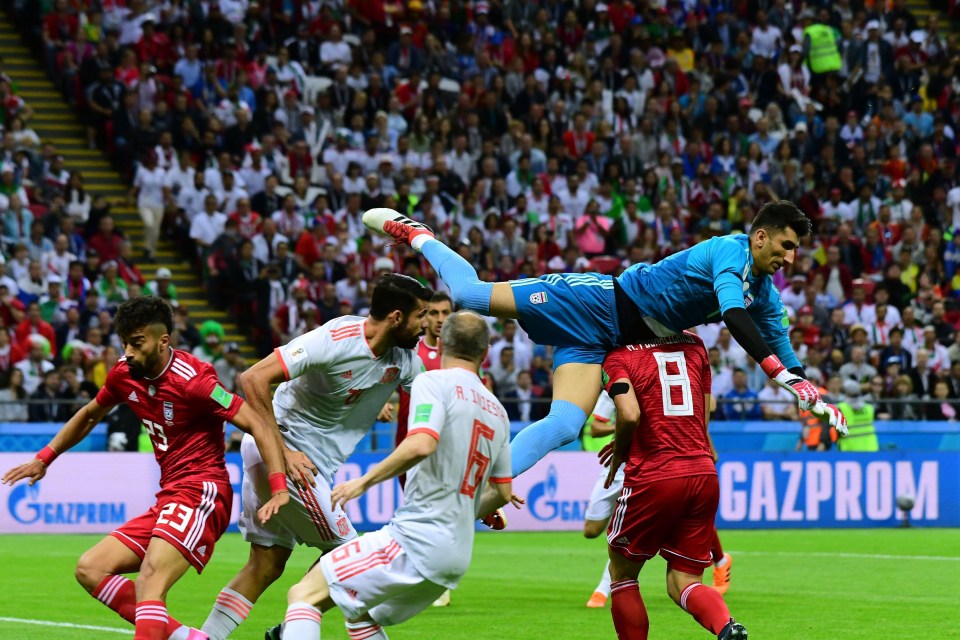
left=258, top=490, right=290, bottom=525
left=813, top=401, right=848, bottom=437
left=377, top=402, right=394, bottom=422
left=509, top=493, right=525, bottom=510
left=284, top=449, right=318, bottom=487
left=761, top=355, right=821, bottom=411
left=331, top=477, right=367, bottom=511
left=597, top=442, right=615, bottom=468
left=1, top=459, right=47, bottom=486
left=604, top=452, right=623, bottom=490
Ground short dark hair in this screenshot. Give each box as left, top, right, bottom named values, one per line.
left=430, top=291, right=452, bottom=306
left=114, top=296, right=174, bottom=341
left=440, top=311, right=490, bottom=363
left=752, top=200, right=812, bottom=238
left=368, top=273, right=433, bottom=320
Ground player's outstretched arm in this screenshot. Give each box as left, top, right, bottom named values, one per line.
left=331, top=432, right=438, bottom=510
left=231, top=400, right=290, bottom=524
left=1, top=398, right=113, bottom=486
left=237, top=354, right=319, bottom=486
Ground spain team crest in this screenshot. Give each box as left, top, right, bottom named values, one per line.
left=380, top=367, right=400, bottom=383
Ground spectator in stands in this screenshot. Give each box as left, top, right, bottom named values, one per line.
left=721, top=368, right=762, bottom=421
left=758, top=378, right=799, bottom=421
left=504, top=369, right=546, bottom=423
left=0, top=368, right=28, bottom=422
left=28, top=368, right=61, bottom=422
left=14, top=335, right=55, bottom=395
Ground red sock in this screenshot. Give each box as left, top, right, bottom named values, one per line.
left=710, top=528, right=725, bottom=564
left=680, top=582, right=730, bottom=634
left=610, top=579, right=649, bottom=640
left=135, top=600, right=169, bottom=640
left=93, top=576, right=185, bottom=635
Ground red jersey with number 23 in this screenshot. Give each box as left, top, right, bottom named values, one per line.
left=602, top=333, right=715, bottom=488
left=95, top=349, right=242, bottom=488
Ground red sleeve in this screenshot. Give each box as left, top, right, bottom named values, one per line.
left=602, top=348, right=631, bottom=393
left=191, top=366, right=243, bottom=421
left=95, top=362, right=125, bottom=407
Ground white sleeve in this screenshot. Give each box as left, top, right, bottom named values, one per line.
left=591, top=390, right=616, bottom=422
left=489, top=419, right=512, bottom=483
left=275, top=327, right=333, bottom=380
left=407, top=374, right=447, bottom=440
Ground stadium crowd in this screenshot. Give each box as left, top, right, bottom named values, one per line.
left=1, top=0, right=960, bottom=425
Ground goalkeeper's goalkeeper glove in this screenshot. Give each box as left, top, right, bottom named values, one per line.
left=760, top=355, right=821, bottom=411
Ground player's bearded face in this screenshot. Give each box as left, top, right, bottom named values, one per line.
left=123, top=328, right=164, bottom=379
left=394, top=305, right=428, bottom=349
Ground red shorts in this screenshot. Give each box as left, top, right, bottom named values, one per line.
left=607, top=474, right=719, bottom=575
left=111, top=480, right=232, bottom=573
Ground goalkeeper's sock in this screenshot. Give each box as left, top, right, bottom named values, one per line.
left=679, top=583, right=730, bottom=634
left=420, top=239, right=492, bottom=314
left=93, top=575, right=186, bottom=636
left=510, top=400, right=586, bottom=476
left=610, top=579, right=648, bottom=640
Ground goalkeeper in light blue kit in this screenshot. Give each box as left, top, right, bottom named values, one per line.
left=364, top=201, right=847, bottom=477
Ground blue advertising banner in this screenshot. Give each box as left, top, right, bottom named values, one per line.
left=714, top=451, right=960, bottom=529
left=2, top=451, right=956, bottom=534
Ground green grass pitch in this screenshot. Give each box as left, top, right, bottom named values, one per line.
left=0, top=529, right=957, bottom=639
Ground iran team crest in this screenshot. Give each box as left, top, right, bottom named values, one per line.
left=163, top=401, right=174, bottom=423
left=380, top=367, right=400, bottom=383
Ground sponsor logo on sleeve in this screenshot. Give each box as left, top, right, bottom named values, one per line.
left=413, top=403, right=433, bottom=423
left=211, top=384, right=234, bottom=409
left=287, top=345, right=308, bottom=364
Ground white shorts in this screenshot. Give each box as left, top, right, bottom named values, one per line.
left=320, top=527, right=447, bottom=626
left=237, top=434, right=357, bottom=551
left=584, top=464, right=625, bottom=523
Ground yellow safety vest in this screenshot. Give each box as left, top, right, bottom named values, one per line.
left=804, top=24, right=842, bottom=73
left=837, top=402, right=879, bottom=452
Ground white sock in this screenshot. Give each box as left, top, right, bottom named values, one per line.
left=202, top=587, right=254, bottom=640
left=410, top=234, right=433, bottom=252
left=168, top=626, right=191, bottom=640
left=595, top=559, right=612, bottom=597
left=282, top=602, right=322, bottom=640
left=715, top=556, right=729, bottom=568
left=345, top=620, right=389, bottom=639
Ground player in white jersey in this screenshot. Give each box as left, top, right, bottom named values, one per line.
left=582, top=390, right=625, bottom=609
left=279, top=311, right=513, bottom=640
left=197, top=274, right=433, bottom=640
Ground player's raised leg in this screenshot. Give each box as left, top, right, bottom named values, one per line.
left=201, top=544, right=292, bottom=639
left=510, top=360, right=602, bottom=476
left=364, top=207, right=514, bottom=317
left=133, top=537, right=196, bottom=640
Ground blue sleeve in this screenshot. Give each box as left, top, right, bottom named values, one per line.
left=709, top=238, right=749, bottom=315
left=749, top=285, right=802, bottom=371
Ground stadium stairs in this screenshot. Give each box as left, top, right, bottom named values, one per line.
left=0, top=18, right=256, bottom=361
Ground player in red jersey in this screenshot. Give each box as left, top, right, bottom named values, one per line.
left=395, top=291, right=451, bottom=480
left=1, top=297, right=290, bottom=640
left=599, top=333, right=747, bottom=640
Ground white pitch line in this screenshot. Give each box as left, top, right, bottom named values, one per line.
left=0, top=616, right=129, bottom=634
left=729, top=550, right=960, bottom=562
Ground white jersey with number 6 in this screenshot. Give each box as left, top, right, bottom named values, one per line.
left=273, top=315, right=422, bottom=480
left=389, top=368, right=511, bottom=589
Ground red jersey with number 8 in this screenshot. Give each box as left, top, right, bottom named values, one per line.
left=95, top=350, right=241, bottom=488
left=602, top=332, right=715, bottom=488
